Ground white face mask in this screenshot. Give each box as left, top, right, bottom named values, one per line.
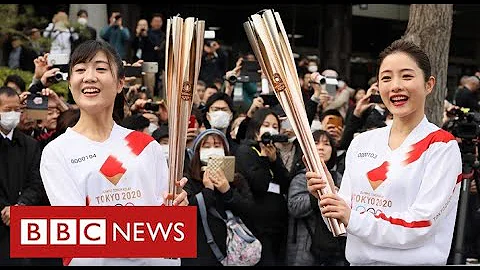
left=288, top=136, right=297, bottom=143
left=0, top=111, right=21, bottom=131
left=307, top=65, right=318, bottom=73
left=77, top=17, right=88, bottom=26
left=208, top=111, right=232, bottom=129
left=159, top=144, right=169, bottom=162
left=199, top=147, right=225, bottom=164
left=147, top=123, right=158, bottom=135
left=259, top=126, right=279, bottom=138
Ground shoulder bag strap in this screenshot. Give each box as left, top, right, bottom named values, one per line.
left=195, top=192, right=225, bottom=262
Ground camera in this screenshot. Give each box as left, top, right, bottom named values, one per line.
left=260, top=132, right=288, bottom=145
left=142, top=62, right=158, bottom=73
left=226, top=75, right=237, bottom=85
left=144, top=102, right=161, bottom=112
left=25, top=93, right=48, bottom=121
left=47, top=53, right=69, bottom=84
left=310, top=73, right=338, bottom=96
left=444, top=108, right=480, bottom=140
left=47, top=71, right=67, bottom=84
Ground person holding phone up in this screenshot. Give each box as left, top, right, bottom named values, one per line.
left=182, top=129, right=255, bottom=266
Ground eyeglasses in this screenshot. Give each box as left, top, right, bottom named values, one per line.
left=210, top=106, right=230, bottom=112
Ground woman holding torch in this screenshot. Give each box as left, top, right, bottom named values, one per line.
left=306, top=39, right=462, bottom=265
left=40, top=40, right=188, bottom=266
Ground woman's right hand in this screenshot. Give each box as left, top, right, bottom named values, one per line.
left=305, top=158, right=334, bottom=199
left=40, top=67, right=60, bottom=87
left=33, top=53, right=50, bottom=81
left=202, top=169, right=214, bottom=190
left=247, top=96, right=264, bottom=118
left=260, top=142, right=277, bottom=162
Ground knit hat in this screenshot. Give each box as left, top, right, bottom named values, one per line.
left=191, top=128, right=229, bottom=155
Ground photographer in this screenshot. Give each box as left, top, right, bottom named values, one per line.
left=235, top=107, right=291, bottom=266
left=443, top=107, right=480, bottom=264
left=199, top=39, right=228, bottom=86
left=100, top=12, right=131, bottom=60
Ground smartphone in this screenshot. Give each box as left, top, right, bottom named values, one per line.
left=325, top=115, right=343, bottom=128
left=144, top=102, right=160, bottom=111
left=25, top=94, right=48, bottom=121
left=48, top=53, right=70, bottom=73
left=142, top=62, right=158, bottom=73
left=369, top=94, right=384, bottom=104
left=207, top=156, right=235, bottom=182
left=125, top=65, right=143, bottom=77
left=48, top=53, right=69, bottom=66
left=259, top=94, right=279, bottom=107
left=238, top=60, right=261, bottom=83
left=204, top=30, right=215, bottom=39
left=188, top=114, right=197, bottom=128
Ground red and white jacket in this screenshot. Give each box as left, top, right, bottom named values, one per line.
left=40, top=123, right=179, bottom=266
left=337, top=116, right=462, bottom=265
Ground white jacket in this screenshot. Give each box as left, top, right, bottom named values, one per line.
left=330, top=116, right=462, bottom=265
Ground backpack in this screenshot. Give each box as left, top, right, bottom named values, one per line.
left=196, top=193, right=262, bottom=266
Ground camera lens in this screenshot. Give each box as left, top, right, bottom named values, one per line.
left=47, top=72, right=64, bottom=84
left=227, top=75, right=237, bottom=85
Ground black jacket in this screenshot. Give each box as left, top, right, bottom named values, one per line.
left=0, top=128, right=48, bottom=262
left=235, top=140, right=291, bottom=234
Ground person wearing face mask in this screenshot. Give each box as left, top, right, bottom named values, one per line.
left=275, top=115, right=304, bottom=180
left=182, top=129, right=255, bottom=266
left=72, top=9, right=97, bottom=52
left=286, top=130, right=347, bottom=266
left=235, top=107, right=291, bottom=266
left=0, top=86, right=48, bottom=266
left=203, top=92, right=239, bottom=155
left=152, top=123, right=193, bottom=178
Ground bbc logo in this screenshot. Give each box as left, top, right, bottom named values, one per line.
left=11, top=206, right=197, bottom=258
left=21, top=219, right=106, bottom=245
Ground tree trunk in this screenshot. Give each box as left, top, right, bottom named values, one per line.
left=403, top=4, right=453, bottom=127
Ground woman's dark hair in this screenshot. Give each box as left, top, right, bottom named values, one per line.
left=245, top=107, right=281, bottom=141
left=190, top=132, right=230, bottom=181
left=120, top=113, right=149, bottom=131
left=68, top=40, right=126, bottom=123
left=4, top=74, right=26, bottom=92
left=69, top=40, right=125, bottom=78
left=312, top=129, right=337, bottom=170
left=377, top=39, right=431, bottom=82
left=320, top=109, right=344, bottom=124
left=51, top=108, right=80, bottom=140
left=203, top=91, right=235, bottom=129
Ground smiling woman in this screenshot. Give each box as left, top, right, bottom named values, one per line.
left=39, top=40, right=190, bottom=266
left=306, top=39, right=463, bottom=266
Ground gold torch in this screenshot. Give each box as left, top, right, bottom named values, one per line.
left=164, top=15, right=205, bottom=206
left=244, top=9, right=346, bottom=237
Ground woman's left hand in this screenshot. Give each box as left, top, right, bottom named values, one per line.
left=210, top=169, right=230, bottom=194
left=319, top=193, right=351, bottom=227
left=164, top=177, right=189, bottom=206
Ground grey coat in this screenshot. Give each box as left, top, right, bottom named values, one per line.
left=286, top=168, right=342, bottom=266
